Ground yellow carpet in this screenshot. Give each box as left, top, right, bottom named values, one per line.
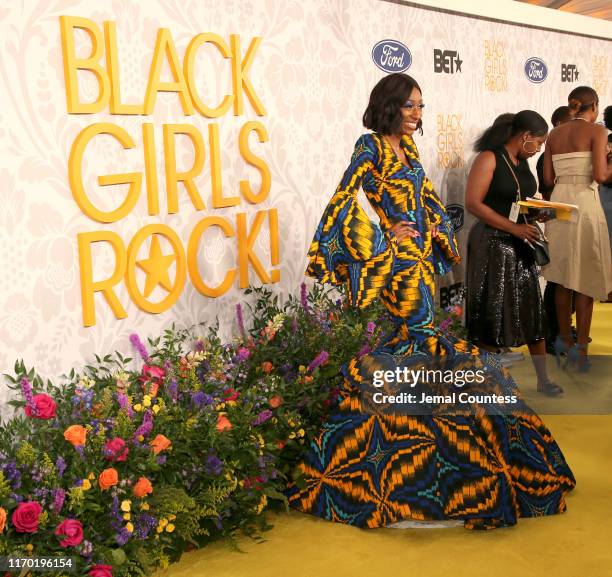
left=161, top=304, right=612, bottom=577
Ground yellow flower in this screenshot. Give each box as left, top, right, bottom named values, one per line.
left=166, top=523, right=175, bottom=533
left=123, top=513, right=131, bottom=521
left=143, top=395, right=152, bottom=407
left=25, top=544, right=33, bottom=552
left=297, top=429, right=305, bottom=438
left=120, top=500, right=131, bottom=512
left=152, top=405, right=161, bottom=415
left=256, top=495, right=268, bottom=514
left=156, top=526, right=164, bottom=534
left=138, top=435, right=145, bottom=442
left=298, top=365, right=306, bottom=373
left=126, top=522, right=134, bottom=533
left=159, top=518, right=168, bottom=527
left=88, top=472, right=96, bottom=480
left=140, top=503, right=150, bottom=511
left=226, top=400, right=237, bottom=407
left=81, top=479, right=91, bottom=491
left=288, top=432, right=296, bottom=439
left=288, top=419, right=296, bottom=428
left=216, top=403, right=226, bottom=411
left=168, top=514, right=176, bottom=521
left=133, top=404, right=142, bottom=412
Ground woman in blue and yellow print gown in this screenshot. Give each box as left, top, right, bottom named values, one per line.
left=286, top=74, right=575, bottom=530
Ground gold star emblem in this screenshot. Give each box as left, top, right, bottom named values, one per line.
left=136, top=235, right=176, bottom=298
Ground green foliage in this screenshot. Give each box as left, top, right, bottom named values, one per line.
left=0, top=283, right=390, bottom=576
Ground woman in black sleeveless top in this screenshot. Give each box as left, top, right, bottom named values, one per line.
left=465, top=111, right=561, bottom=395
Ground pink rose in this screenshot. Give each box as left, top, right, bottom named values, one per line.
left=103, top=438, right=129, bottom=462
left=11, top=501, right=42, bottom=533
left=89, top=564, right=113, bottom=577
left=55, top=519, right=84, bottom=547
left=143, top=365, right=165, bottom=380
left=24, top=393, right=56, bottom=419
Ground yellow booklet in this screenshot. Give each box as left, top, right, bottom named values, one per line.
left=518, top=197, right=579, bottom=221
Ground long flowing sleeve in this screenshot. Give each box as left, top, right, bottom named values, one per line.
left=306, top=134, right=396, bottom=307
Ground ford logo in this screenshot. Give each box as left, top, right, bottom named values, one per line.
left=372, top=40, right=412, bottom=73
left=524, top=57, right=548, bottom=83
left=446, top=204, right=464, bottom=231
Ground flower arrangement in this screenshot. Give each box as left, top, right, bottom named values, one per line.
left=435, top=286, right=467, bottom=338
left=0, top=284, right=389, bottom=577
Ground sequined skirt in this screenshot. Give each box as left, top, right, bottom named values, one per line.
left=466, top=221, right=545, bottom=347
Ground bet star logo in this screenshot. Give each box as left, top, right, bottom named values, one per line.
left=434, top=49, right=463, bottom=74
left=561, top=64, right=579, bottom=82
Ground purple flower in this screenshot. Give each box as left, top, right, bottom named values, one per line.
left=117, top=392, right=134, bottom=418
left=191, top=391, right=213, bottom=408
left=109, top=495, right=125, bottom=539
left=55, top=456, right=66, bottom=477
left=167, top=378, right=178, bottom=403
left=133, top=410, right=153, bottom=442
left=129, top=333, right=149, bottom=362
left=156, top=455, right=167, bottom=465
left=300, top=282, right=311, bottom=313
left=366, top=322, right=376, bottom=337
left=20, top=377, right=36, bottom=416
left=78, top=540, right=93, bottom=557
left=439, top=318, right=452, bottom=331
left=252, top=409, right=273, bottom=426
left=236, top=303, right=246, bottom=338
left=307, top=350, right=329, bottom=373
left=134, top=513, right=157, bottom=539
left=204, top=452, right=223, bottom=476
left=53, top=488, right=65, bottom=513
left=236, top=347, right=250, bottom=362
left=3, top=461, right=21, bottom=489
left=115, top=527, right=130, bottom=546
left=357, top=344, right=371, bottom=358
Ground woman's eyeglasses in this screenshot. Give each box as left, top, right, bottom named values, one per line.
left=402, top=101, right=425, bottom=110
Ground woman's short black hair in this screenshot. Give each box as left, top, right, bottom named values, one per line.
left=474, top=110, right=548, bottom=152
left=363, top=73, right=422, bottom=135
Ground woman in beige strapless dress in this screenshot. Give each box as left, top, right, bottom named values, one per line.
left=542, top=86, right=612, bottom=370
left=544, top=152, right=612, bottom=298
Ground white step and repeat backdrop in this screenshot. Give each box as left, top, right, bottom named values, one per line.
left=0, top=0, right=610, bottom=401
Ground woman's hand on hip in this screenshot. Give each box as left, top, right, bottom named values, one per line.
left=390, top=221, right=419, bottom=240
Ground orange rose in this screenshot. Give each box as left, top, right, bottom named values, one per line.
left=262, top=361, right=273, bottom=373
left=216, top=414, right=232, bottom=432
left=269, top=396, right=283, bottom=408
left=0, top=507, right=6, bottom=532
left=150, top=434, right=171, bottom=455
left=64, top=425, right=87, bottom=447
left=98, top=468, right=119, bottom=491
left=133, top=477, right=153, bottom=498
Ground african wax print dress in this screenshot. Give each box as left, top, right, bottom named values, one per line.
left=285, top=132, right=575, bottom=530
